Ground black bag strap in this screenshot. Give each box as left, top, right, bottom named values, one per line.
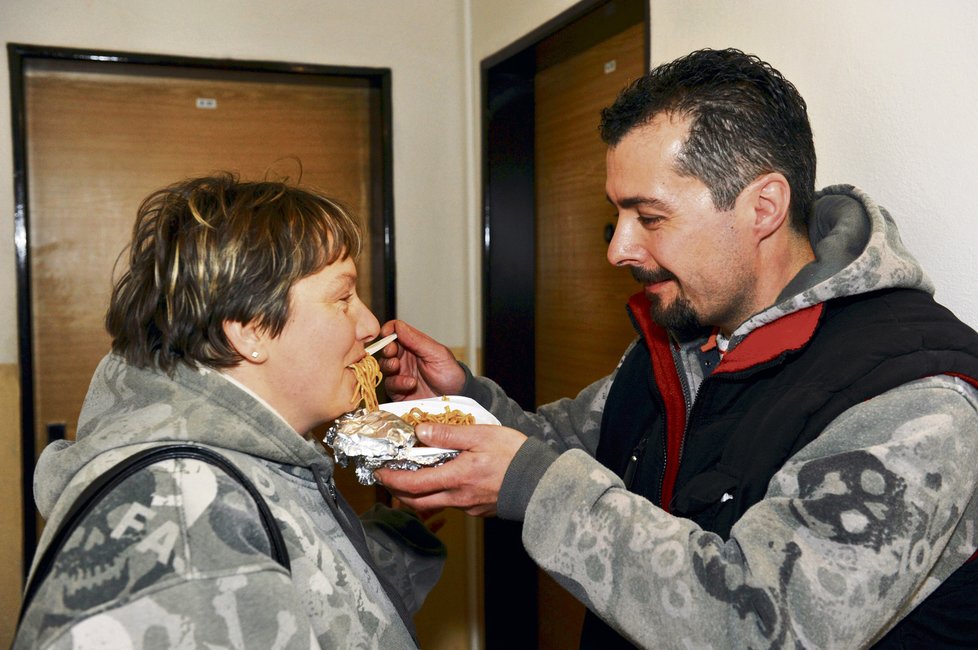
left=17, top=444, right=290, bottom=625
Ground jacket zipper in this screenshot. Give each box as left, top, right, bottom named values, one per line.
left=656, top=343, right=695, bottom=505
left=623, top=436, right=649, bottom=488
left=310, top=463, right=420, bottom=647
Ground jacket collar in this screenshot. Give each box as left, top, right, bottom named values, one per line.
left=626, top=291, right=824, bottom=374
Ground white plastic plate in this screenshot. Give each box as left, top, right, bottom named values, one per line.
left=379, top=396, right=498, bottom=458
left=378, top=395, right=500, bottom=426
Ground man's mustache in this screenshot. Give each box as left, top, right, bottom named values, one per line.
left=629, top=265, right=676, bottom=285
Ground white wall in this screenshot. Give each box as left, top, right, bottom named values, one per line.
left=470, top=0, right=580, bottom=61
left=0, top=0, right=470, bottom=366
left=650, top=0, right=978, bottom=328
left=468, top=0, right=978, bottom=337
left=9, top=0, right=972, bottom=370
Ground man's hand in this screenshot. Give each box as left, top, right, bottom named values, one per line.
left=378, top=320, right=466, bottom=401
left=374, top=423, right=527, bottom=517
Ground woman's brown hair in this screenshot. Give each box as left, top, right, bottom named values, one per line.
left=106, top=172, right=363, bottom=372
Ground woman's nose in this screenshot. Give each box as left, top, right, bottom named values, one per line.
left=358, top=302, right=381, bottom=341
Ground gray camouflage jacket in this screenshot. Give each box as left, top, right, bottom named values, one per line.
left=16, top=355, right=444, bottom=649
left=463, top=185, right=978, bottom=647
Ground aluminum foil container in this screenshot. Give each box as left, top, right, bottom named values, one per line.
left=325, top=408, right=460, bottom=485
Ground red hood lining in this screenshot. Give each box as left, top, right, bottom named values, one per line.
left=715, top=304, right=824, bottom=373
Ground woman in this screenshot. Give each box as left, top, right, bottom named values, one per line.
left=15, top=173, right=442, bottom=649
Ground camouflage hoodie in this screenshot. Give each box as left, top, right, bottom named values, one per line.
left=17, top=354, right=444, bottom=649
left=463, top=185, right=978, bottom=647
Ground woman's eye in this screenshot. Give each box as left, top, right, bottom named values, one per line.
left=332, top=293, right=353, bottom=309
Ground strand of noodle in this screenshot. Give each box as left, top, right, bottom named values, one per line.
left=349, top=355, right=382, bottom=411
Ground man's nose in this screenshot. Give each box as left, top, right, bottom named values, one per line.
left=606, top=218, right=642, bottom=267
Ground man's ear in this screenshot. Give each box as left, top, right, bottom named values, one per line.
left=747, top=173, right=791, bottom=241
left=223, top=319, right=266, bottom=364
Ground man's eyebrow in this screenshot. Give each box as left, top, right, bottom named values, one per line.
left=606, top=195, right=674, bottom=212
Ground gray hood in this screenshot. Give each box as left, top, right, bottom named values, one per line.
left=730, top=184, right=932, bottom=344
left=34, top=353, right=333, bottom=518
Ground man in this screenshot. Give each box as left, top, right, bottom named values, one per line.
left=376, top=49, right=978, bottom=648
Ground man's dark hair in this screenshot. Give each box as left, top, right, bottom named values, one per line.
left=600, top=48, right=815, bottom=231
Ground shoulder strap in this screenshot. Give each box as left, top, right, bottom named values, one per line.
left=18, top=444, right=290, bottom=625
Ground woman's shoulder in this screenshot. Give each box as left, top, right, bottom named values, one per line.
left=18, top=453, right=293, bottom=648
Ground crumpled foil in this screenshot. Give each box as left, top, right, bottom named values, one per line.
left=325, top=408, right=460, bottom=485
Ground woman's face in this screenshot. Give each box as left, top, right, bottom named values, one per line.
left=258, top=256, right=380, bottom=433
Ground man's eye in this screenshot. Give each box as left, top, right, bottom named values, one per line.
left=638, top=215, right=664, bottom=227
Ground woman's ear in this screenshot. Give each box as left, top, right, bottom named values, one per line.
left=223, top=319, right=266, bottom=364
left=748, top=172, right=791, bottom=241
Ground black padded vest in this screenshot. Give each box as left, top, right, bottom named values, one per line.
left=580, top=288, right=978, bottom=649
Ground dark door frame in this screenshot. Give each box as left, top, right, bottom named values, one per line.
left=7, top=43, right=396, bottom=576
left=479, top=0, right=648, bottom=645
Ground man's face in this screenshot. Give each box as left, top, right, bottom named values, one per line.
left=605, top=114, right=759, bottom=336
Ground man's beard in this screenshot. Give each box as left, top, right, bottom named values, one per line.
left=630, top=265, right=704, bottom=339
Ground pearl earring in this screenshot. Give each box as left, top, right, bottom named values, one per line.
left=251, top=351, right=259, bottom=359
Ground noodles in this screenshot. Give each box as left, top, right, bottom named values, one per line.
left=349, top=354, right=382, bottom=412
left=400, top=406, right=476, bottom=426
left=347, top=355, right=478, bottom=426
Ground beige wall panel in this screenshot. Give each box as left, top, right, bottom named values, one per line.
left=416, top=512, right=483, bottom=649
left=0, top=363, right=24, bottom=648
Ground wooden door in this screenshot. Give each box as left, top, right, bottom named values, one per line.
left=535, top=23, right=644, bottom=403
left=24, top=59, right=381, bottom=515
left=534, top=21, right=646, bottom=649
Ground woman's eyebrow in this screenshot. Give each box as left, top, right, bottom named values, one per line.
left=324, top=271, right=358, bottom=294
